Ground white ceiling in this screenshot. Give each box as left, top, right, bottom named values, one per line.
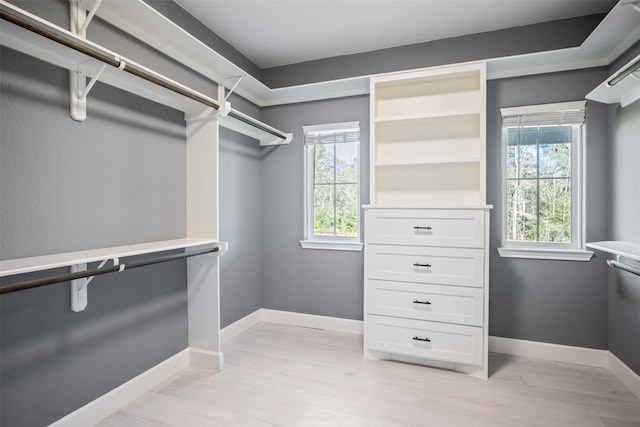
left=174, top=0, right=616, bottom=69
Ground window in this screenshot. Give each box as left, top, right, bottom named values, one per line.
left=300, top=121, right=362, bottom=251
left=498, top=101, right=593, bottom=261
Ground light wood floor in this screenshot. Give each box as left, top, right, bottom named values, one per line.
left=96, top=322, right=640, bottom=427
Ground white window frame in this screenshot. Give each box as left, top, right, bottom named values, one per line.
left=299, top=121, right=363, bottom=251
left=497, top=101, right=593, bottom=261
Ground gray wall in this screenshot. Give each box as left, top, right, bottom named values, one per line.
left=0, top=46, right=190, bottom=426
left=219, top=128, right=265, bottom=328
left=607, top=83, right=640, bottom=374
left=260, top=96, right=369, bottom=320
left=257, top=69, right=613, bottom=351
left=0, top=0, right=240, bottom=425
left=487, top=68, right=610, bottom=349
left=262, top=14, right=606, bottom=89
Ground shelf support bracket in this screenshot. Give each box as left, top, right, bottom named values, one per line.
left=70, top=257, right=119, bottom=312
left=185, top=100, right=231, bottom=123
left=69, top=0, right=104, bottom=122
left=77, top=0, right=104, bottom=35
left=218, top=76, right=244, bottom=102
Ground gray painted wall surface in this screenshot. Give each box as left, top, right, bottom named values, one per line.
left=0, top=46, right=190, bottom=426
left=0, top=0, right=213, bottom=425
left=262, top=15, right=605, bottom=89
left=258, top=70, right=612, bottom=349
left=219, top=129, right=264, bottom=328
left=487, top=69, right=610, bottom=349
left=608, top=99, right=640, bottom=375
left=260, top=96, right=369, bottom=320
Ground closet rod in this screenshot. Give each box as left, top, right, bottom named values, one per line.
left=0, top=246, right=219, bottom=295
left=0, top=6, right=222, bottom=109
left=607, top=259, right=640, bottom=277
left=227, top=111, right=287, bottom=139
left=0, top=5, right=289, bottom=141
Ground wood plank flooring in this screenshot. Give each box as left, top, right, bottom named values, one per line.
left=96, top=322, right=640, bottom=426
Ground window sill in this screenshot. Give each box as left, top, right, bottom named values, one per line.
left=497, top=247, right=594, bottom=262
left=299, top=240, right=363, bottom=252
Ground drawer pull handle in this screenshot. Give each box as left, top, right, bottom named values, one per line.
left=413, top=299, right=431, bottom=305
left=413, top=263, right=432, bottom=268
left=412, top=336, right=431, bottom=342
left=413, top=226, right=432, bottom=231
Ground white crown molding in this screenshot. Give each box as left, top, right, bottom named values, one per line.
left=83, top=0, right=640, bottom=107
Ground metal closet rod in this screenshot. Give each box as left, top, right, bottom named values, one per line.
left=0, top=8, right=222, bottom=112
left=607, top=259, right=640, bottom=277
left=0, top=246, right=220, bottom=295
left=0, top=7, right=288, bottom=141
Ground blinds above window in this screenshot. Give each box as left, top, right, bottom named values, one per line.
left=303, top=121, right=360, bottom=145
left=501, top=101, right=586, bottom=127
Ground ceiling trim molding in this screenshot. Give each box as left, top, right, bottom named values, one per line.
left=86, top=0, right=639, bottom=107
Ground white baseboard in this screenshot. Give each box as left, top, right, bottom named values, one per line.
left=49, top=349, right=190, bottom=427
left=607, top=351, right=640, bottom=399
left=189, top=348, right=224, bottom=371
left=220, top=308, right=364, bottom=346
left=489, top=336, right=640, bottom=399
left=221, top=309, right=263, bottom=344
left=488, top=336, right=609, bottom=368
left=261, top=309, right=364, bottom=335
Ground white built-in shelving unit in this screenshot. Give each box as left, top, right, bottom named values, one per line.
left=364, top=63, right=491, bottom=378
left=370, top=65, right=486, bottom=207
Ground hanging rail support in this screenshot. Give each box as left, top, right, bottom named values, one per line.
left=70, top=257, right=118, bottom=312
left=77, top=0, right=103, bottom=35
left=80, top=62, right=108, bottom=98
left=70, top=61, right=108, bottom=121
left=219, top=76, right=244, bottom=102
left=70, top=0, right=93, bottom=121
left=607, top=255, right=640, bottom=277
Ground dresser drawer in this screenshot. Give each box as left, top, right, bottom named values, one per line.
left=367, top=280, right=483, bottom=326
left=366, top=245, right=484, bottom=287
left=366, top=209, right=485, bottom=248
left=367, top=315, right=483, bottom=365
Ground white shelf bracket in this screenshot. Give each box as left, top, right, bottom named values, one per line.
left=70, top=257, right=119, bottom=312
left=69, top=0, right=104, bottom=122
left=185, top=101, right=231, bottom=123
left=218, top=76, right=244, bottom=102
left=77, top=0, right=104, bottom=35
left=70, top=62, right=107, bottom=121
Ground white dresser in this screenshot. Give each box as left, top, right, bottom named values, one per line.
left=364, top=207, right=490, bottom=377
left=364, top=63, right=491, bottom=378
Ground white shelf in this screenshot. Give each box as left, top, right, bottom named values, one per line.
left=375, top=110, right=480, bottom=123
left=375, top=157, right=480, bottom=167
left=0, top=1, right=290, bottom=146
left=0, top=238, right=225, bottom=277
left=586, top=54, right=640, bottom=108
left=586, top=241, right=640, bottom=262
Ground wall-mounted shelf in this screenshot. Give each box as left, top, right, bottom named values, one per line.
left=587, top=53, right=640, bottom=108
left=0, top=238, right=227, bottom=278
left=0, top=0, right=291, bottom=146
left=586, top=241, right=640, bottom=262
